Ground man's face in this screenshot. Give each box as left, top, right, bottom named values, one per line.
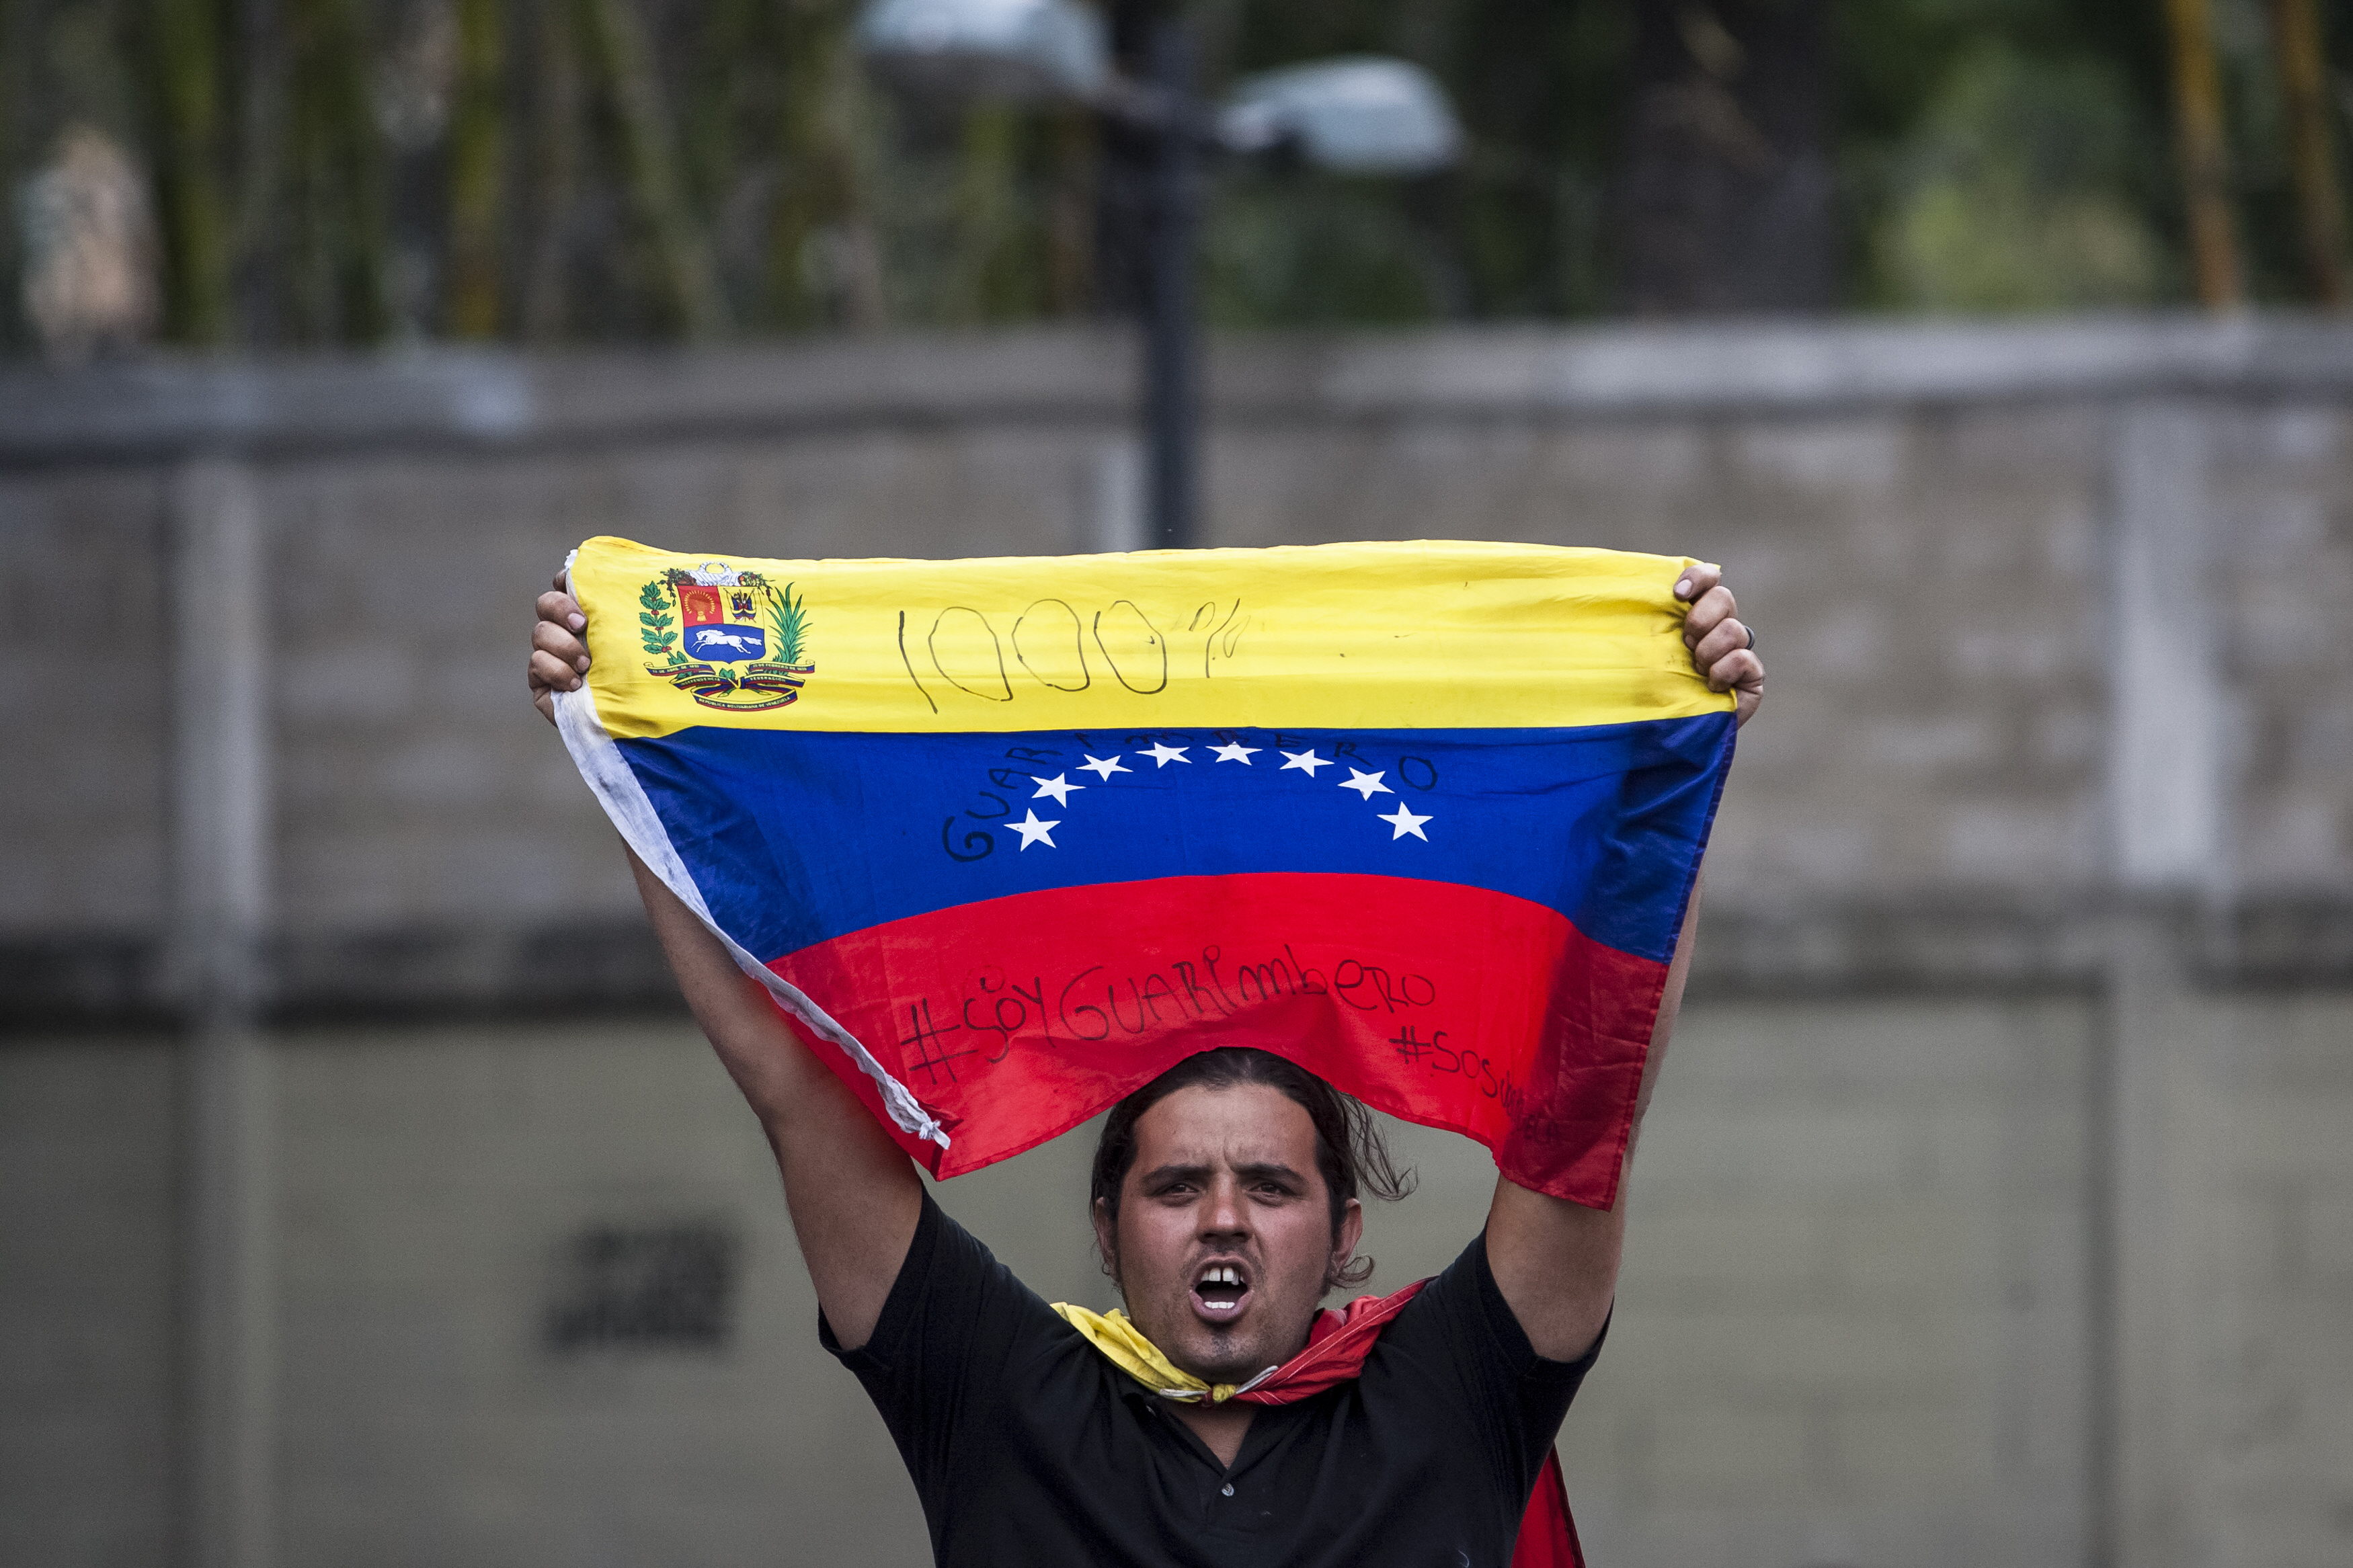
left=1092, top=1082, right=1363, bottom=1386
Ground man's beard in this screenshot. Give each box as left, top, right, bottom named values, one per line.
left=1171, top=1319, right=1265, bottom=1385
left=1131, top=1278, right=1298, bottom=1385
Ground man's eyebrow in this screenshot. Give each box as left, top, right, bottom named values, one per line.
left=1133, top=1159, right=1311, bottom=1190
left=1232, top=1161, right=1308, bottom=1188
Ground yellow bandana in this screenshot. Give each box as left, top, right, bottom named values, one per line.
left=1050, top=1303, right=1265, bottom=1403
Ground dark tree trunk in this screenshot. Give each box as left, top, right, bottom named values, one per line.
left=1611, top=0, right=1835, bottom=315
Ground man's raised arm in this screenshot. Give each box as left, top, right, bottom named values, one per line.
left=1484, top=560, right=1757, bottom=1362
left=531, top=575, right=922, bottom=1350
left=1484, top=884, right=1698, bottom=1362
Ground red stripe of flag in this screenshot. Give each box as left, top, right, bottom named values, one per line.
left=768, top=871, right=1666, bottom=1208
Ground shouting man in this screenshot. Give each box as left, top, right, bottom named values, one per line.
left=528, top=563, right=1761, bottom=1567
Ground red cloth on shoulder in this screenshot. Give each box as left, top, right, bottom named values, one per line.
left=1232, top=1280, right=1585, bottom=1568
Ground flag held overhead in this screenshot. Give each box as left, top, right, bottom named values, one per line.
left=555, top=537, right=1735, bottom=1208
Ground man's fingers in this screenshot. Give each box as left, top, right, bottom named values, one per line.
left=536, top=588, right=587, bottom=634
left=532, top=572, right=586, bottom=729
left=1703, top=643, right=1761, bottom=690
left=529, top=648, right=586, bottom=693
left=1681, top=585, right=1737, bottom=647
left=532, top=618, right=591, bottom=671
left=1690, top=615, right=1751, bottom=671
left=1706, top=649, right=1763, bottom=727
left=1672, top=563, right=1761, bottom=727
left=1673, top=562, right=1721, bottom=604
left=526, top=644, right=577, bottom=729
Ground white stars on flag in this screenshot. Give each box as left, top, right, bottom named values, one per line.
left=1378, top=803, right=1432, bottom=841
left=992, top=734, right=1433, bottom=852
left=1008, top=810, right=1061, bottom=850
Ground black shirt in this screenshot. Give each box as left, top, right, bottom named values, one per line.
left=823, top=1193, right=1601, bottom=1568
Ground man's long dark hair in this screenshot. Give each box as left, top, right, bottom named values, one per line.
left=1090, top=1048, right=1417, bottom=1292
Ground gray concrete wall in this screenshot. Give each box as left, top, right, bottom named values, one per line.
left=3, top=317, right=2350, bottom=1567
left=0, top=1040, right=180, bottom=1567
left=10, top=996, right=2346, bottom=1568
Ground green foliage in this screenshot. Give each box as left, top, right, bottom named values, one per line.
left=639, top=578, right=680, bottom=662
left=15, top=0, right=2349, bottom=347
left=145, top=0, right=232, bottom=344
left=1861, top=42, right=2165, bottom=311
left=1207, top=175, right=1447, bottom=326
left=764, top=582, right=809, bottom=667
left=282, top=0, right=391, bottom=342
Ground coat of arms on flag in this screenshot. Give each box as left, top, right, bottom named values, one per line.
left=556, top=537, right=1736, bottom=1209
left=637, top=560, right=815, bottom=710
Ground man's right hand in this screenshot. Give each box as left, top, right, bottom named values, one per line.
left=528, top=571, right=591, bottom=725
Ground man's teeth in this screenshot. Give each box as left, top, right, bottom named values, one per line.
left=1194, top=1264, right=1246, bottom=1319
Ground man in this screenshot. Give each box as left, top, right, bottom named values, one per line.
left=528, top=563, right=1761, bottom=1565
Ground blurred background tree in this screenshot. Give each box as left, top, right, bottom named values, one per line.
left=1846, top=16, right=2175, bottom=313
left=1, top=0, right=2347, bottom=354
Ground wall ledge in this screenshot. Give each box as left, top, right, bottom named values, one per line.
left=7, top=893, right=2350, bottom=1032
left=5, top=314, right=2351, bottom=468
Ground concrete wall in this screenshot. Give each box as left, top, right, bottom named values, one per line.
left=0, top=1040, right=180, bottom=1566
left=12, top=995, right=2344, bottom=1568
left=3, top=317, right=2350, bottom=1567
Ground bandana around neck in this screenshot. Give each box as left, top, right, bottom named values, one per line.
left=1049, top=1279, right=1584, bottom=1568
left=1050, top=1280, right=1428, bottom=1405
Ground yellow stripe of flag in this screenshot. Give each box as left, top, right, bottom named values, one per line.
left=572, top=536, right=1730, bottom=740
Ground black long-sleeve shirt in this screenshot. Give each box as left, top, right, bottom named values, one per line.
left=824, top=1192, right=1600, bottom=1567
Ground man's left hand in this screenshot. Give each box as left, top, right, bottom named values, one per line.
left=1674, top=563, right=1762, bottom=728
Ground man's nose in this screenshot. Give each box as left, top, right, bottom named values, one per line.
left=1197, top=1175, right=1250, bottom=1239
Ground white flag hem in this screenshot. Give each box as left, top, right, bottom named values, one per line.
left=552, top=679, right=951, bottom=1149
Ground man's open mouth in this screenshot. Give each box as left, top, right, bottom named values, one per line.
left=1191, top=1262, right=1252, bottom=1323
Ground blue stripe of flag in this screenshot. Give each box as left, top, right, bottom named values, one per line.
left=617, top=715, right=1732, bottom=967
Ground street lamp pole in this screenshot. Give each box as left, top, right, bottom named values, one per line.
left=1143, top=18, right=1199, bottom=550
left=856, top=0, right=1462, bottom=550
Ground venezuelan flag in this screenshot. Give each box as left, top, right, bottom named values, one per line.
left=555, top=538, right=1734, bottom=1208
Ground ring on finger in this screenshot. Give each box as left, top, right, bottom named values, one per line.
left=1744, top=625, right=1756, bottom=652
